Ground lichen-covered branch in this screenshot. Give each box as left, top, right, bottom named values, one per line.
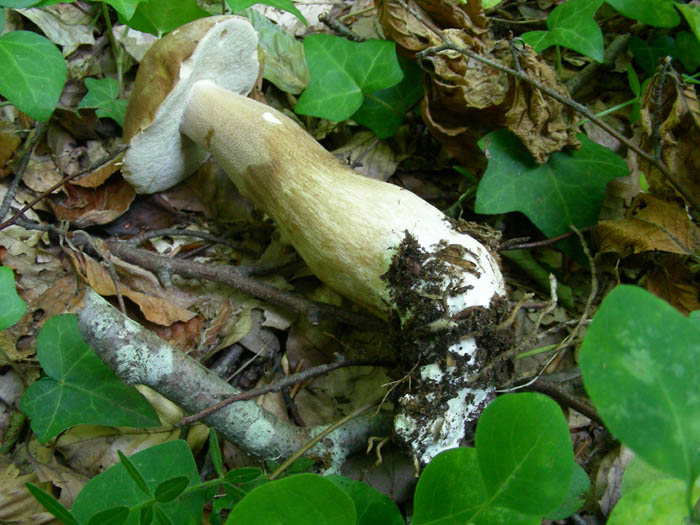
left=76, top=289, right=391, bottom=470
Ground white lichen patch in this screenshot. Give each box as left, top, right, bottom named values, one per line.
left=243, top=417, right=276, bottom=450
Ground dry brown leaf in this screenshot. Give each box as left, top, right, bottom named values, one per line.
left=644, top=254, right=700, bottom=315
left=639, top=70, right=700, bottom=203
left=32, top=460, right=88, bottom=509
left=65, top=249, right=197, bottom=326
left=376, top=0, right=487, bottom=58
left=502, top=45, right=580, bottom=162
left=182, top=161, right=255, bottom=223
left=377, top=0, right=438, bottom=57
left=595, top=194, right=700, bottom=257
left=332, top=131, right=399, bottom=181
left=50, top=176, right=135, bottom=227
left=22, top=155, right=63, bottom=193
left=0, top=129, right=21, bottom=178
left=0, top=465, right=54, bottom=524
left=378, top=0, right=579, bottom=169
left=70, top=149, right=124, bottom=188
left=594, top=445, right=634, bottom=517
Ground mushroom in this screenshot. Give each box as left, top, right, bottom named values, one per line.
left=119, top=15, right=511, bottom=465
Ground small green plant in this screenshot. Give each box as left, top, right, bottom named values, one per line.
left=77, top=77, right=128, bottom=126
left=521, top=0, right=700, bottom=68
left=474, top=129, right=628, bottom=241
left=580, top=285, right=700, bottom=523
left=18, top=313, right=160, bottom=442
left=1, top=266, right=585, bottom=523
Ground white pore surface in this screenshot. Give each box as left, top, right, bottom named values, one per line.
left=123, top=16, right=259, bottom=193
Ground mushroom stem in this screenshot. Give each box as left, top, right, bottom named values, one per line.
left=180, top=80, right=505, bottom=319
left=180, top=80, right=510, bottom=465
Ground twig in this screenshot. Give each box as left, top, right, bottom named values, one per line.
left=0, top=145, right=127, bottom=232
left=399, top=0, right=700, bottom=214
left=526, top=376, right=602, bottom=426
left=177, top=359, right=390, bottom=427
left=77, top=289, right=392, bottom=469
left=127, top=227, right=248, bottom=251
left=566, top=34, right=630, bottom=96
left=268, top=403, right=378, bottom=480
left=105, top=240, right=385, bottom=329
left=319, top=12, right=366, bottom=42
left=0, top=122, right=47, bottom=223
left=500, top=227, right=592, bottom=250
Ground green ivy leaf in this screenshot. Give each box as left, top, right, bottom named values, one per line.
left=126, top=0, right=207, bottom=37
left=608, top=478, right=695, bottom=524
left=476, top=393, right=574, bottom=515
left=241, top=9, right=309, bottom=95
left=295, top=34, right=403, bottom=123
left=677, top=4, right=700, bottom=44
left=26, top=483, right=78, bottom=525
left=579, top=285, right=700, bottom=485
left=475, top=130, right=627, bottom=238
left=0, top=266, right=26, bottom=330
left=155, top=476, right=190, bottom=503
left=102, top=0, right=143, bottom=21
left=522, top=0, right=604, bottom=62
left=86, top=506, right=130, bottom=525
left=78, top=77, right=127, bottom=127
left=412, top=447, right=539, bottom=524
left=0, top=31, right=66, bottom=121
left=544, top=464, right=590, bottom=520
left=71, top=441, right=203, bottom=523
left=519, top=30, right=556, bottom=51
left=18, top=314, right=160, bottom=442
left=326, top=475, right=404, bottom=525
left=628, top=36, right=657, bottom=75
left=352, top=56, right=423, bottom=139
left=607, top=0, right=680, bottom=28
left=413, top=393, right=575, bottom=523
left=226, top=474, right=356, bottom=525
left=676, top=31, right=700, bottom=73
left=228, top=0, right=306, bottom=25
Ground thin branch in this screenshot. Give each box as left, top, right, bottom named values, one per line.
left=399, top=0, right=700, bottom=213
left=105, top=240, right=385, bottom=329
left=0, top=122, right=47, bottom=223
left=177, top=359, right=391, bottom=427
left=0, top=145, right=127, bottom=232
left=77, top=289, right=392, bottom=470
left=566, top=34, right=630, bottom=96
left=268, top=403, right=378, bottom=480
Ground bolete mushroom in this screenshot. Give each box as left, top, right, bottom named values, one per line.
left=120, top=15, right=511, bottom=465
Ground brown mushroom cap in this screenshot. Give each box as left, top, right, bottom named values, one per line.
left=122, top=15, right=259, bottom=193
